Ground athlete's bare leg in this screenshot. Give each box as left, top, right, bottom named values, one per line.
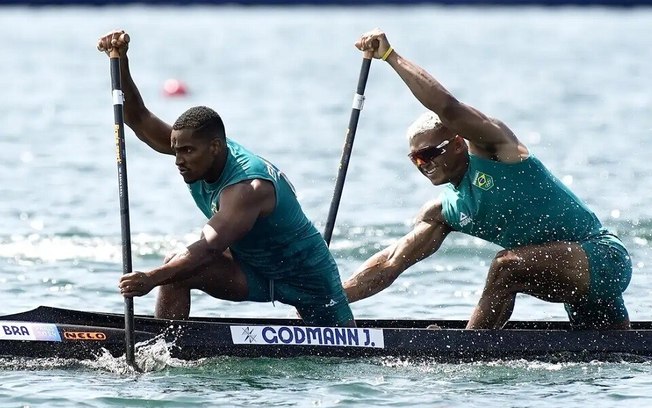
left=466, top=242, right=591, bottom=329
left=155, top=249, right=248, bottom=319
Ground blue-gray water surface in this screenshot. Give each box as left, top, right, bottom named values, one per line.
left=1, top=5, right=652, bottom=407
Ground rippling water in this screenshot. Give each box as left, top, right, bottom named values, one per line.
left=1, top=4, right=652, bottom=407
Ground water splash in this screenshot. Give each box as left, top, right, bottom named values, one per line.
left=0, top=332, right=206, bottom=374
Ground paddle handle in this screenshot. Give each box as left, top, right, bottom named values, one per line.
left=108, top=33, right=129, bottom=59
left=323, top=50, right=373, bottom=246
left=109, top=49, right=137, bottom=369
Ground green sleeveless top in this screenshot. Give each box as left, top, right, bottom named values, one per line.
left=440, top=154, right=603, bottom=249
left=188, top=139, right=336, bottom=279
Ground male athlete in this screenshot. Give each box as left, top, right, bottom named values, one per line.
left=343, top=28, right=631, bottom=330
left=97, top=30, right=354, bottom=327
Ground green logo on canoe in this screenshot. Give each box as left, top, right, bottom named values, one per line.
left=472, top=171, right=494, bottom=191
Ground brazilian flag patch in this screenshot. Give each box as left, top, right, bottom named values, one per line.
left=472, top=171, right=494, bottom=191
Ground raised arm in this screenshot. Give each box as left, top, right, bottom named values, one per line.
left=97, top=30, right=174, bottom=155
left=343, top=199, right=452, bottom=303
left=356, top=29, right=527, bottom=163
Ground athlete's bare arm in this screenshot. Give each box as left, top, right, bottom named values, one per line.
left=119, top=179, right=276, bottom=296
left=97, top=30, right=174, bottom=155
left=343, top=199, right=452, bottom=302
left=356, top=29, right=528, bottom=163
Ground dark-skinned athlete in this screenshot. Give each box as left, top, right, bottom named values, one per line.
left=97, top=30, right=354, bottom=327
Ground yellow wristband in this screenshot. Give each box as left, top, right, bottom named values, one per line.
left=381, top=46, right=394, bottom=61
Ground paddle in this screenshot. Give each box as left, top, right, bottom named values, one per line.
left=108, top=35, right=138, bottom=370
left=323, top=50, right=374, bottom=246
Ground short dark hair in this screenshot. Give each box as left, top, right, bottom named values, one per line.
left=172, top=106, right=226, bottom=141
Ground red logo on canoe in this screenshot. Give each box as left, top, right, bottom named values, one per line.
left=63, top=331, right=107, bottom=341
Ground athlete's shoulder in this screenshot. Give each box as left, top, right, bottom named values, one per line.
left=416, top=198, right=446, bottom=225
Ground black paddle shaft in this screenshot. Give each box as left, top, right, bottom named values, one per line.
left=109, top=49, right=137, bottom=369
left=323, top=55, right=373, bottom=246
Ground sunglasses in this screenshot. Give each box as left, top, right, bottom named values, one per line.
left=408, top=137, right=455, bottom=165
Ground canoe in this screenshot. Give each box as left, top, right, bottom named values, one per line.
left=1, top=306, right=650, bottom=363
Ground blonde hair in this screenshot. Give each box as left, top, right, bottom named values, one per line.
left=406, top=111, right=444, bottom=141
